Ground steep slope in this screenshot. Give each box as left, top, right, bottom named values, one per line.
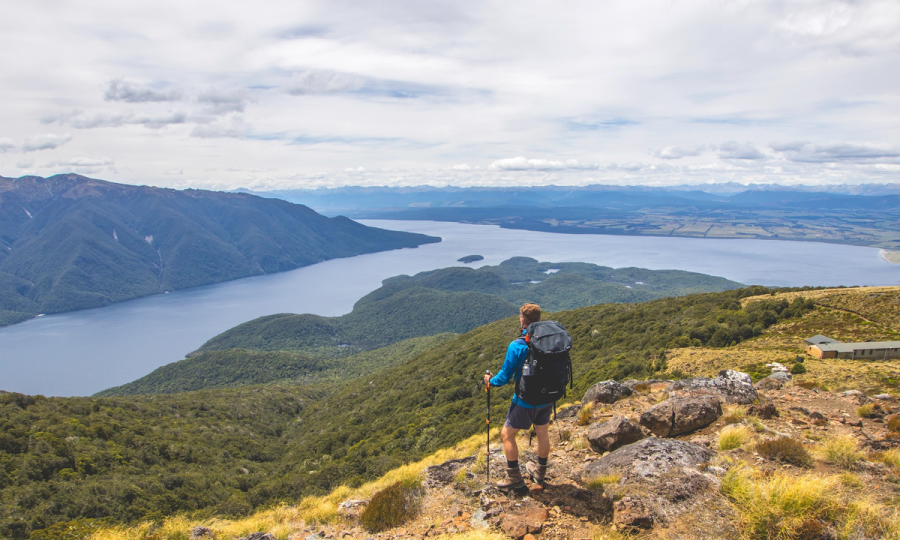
left=0, top=175, right=438, bottom=324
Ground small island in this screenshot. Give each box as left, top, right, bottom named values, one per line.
left=457, top=254, right=484, bottom=263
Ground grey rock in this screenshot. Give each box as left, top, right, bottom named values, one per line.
left=639, top=396, right=722, bottom=437
left=581, top=438, right=715, bottom=482
left=769, top=371, right=793, bottom=382
left=470, top=508, right=490, bottom=529
left=583, top=380, right=632, bottom=404
left=240, top=534, right=275, bottom=540
left=874, top=394, right=894, bottom=401
left=665, top=369, right=758, bottom=404
left=423, top=456, right=474, bottom=487
left=587, top=416, right=647, bottom=452
left=842, top=390, right=864, bottom=397
left=747, top=402, right=779, bottom=419
left=556, top=405, right=580, bottom=419
left=754, top=377, right=784, bottom=390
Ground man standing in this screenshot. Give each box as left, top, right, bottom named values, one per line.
left=483, top=303, right=551, bottom=489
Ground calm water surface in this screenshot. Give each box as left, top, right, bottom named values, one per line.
left=1, top=220, right=897, bottom=397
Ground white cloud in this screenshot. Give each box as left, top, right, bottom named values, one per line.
left=105, top=78, right=182, bottom=103
left=21, top=133, right=72, bottom=152
left=717, top=141, right=765, bottom=160
left=452, top=163, right=471, bottom=171
left=198, top=88, right=250, bottom=114
left=771, top=141, right=900, bottom=163
left=488, top=157, right=599, bottom=171
left=286, top=70, right=366, bottom=95
left=16, top=158, right=33, bottom=168
left=47, top=157, right=114, bottom=167
left=0, top=138, right=16, bottom=153
left=190, top=118, right=248, bottom=138
left=653, top=145, right=707, bottom=160
left=165, top=168, right=184, bottom=175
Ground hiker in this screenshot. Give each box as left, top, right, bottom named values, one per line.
left=483, top=303, right=552, bottom=489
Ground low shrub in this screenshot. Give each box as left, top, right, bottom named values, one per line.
left=631, top=382, right=650, bottom=393
left=817, top=435, right=862, bottom=470
left=359, top=480, right=423, bottom=532
left=871, top=448, right=900, bottom=471
left=790, top=363, right=807, bottom=375
left=719, top=424, right=753, bottom=451
left=756, top=436, right=813, bottom=467
left=796, top=381, right=829, bottom=391
left=557, top=428, right=573, bottom=442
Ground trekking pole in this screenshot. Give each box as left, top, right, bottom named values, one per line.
left=484, top=370, right=492, bottom=484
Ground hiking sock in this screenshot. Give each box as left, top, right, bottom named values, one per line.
left=507, top=459, right=519, bottom=469
left=538, top=457, right=548, bottom=466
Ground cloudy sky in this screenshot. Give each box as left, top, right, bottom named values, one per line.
left=3, top=0, right=899, bottom=190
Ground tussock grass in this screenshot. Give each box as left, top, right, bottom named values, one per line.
left=722, top=404, right=747, bottom=425
left=722, top=465, right=900, bottom=540
left=756, top=436, right=813, bottom=467
left=888, top=415, right=900, bottom=433
left=872, top=448, right=900, bottom=471
left=858, top=403, right=875, bottom=418
left=719, top=424, right=753, bottom=451
left=796, top=380, right=829, bottom=391
left=585, top=473, right=621, bottom=491
left=577, top=402, right=594, bottom=426
left=817, top=435, right=863, bottom=470
left=89, top=431, right=493, bottom=540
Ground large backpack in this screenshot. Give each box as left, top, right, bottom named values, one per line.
left=515, top=320, right=573, bottom=407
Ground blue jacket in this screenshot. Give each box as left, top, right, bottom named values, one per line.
left=489, top=330, right=538, bottom=409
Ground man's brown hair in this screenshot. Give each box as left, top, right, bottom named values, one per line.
left=520, top=303, right=541, bottom=327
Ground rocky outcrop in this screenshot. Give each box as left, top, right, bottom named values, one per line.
left=747, top=401, right=779, bottom=419
left=666, top=369, right=758, bottom=404
left=582, top=380, right=632, bottom=404
left=613, top=496, right=653, bottom=531
left=581, top=438, right=715, bottom=482
left=587, top=416, right=647, bottom=452
left=755, top=370, right=792, bottom=390
left=639, top=395, right=722, bottom=437
left=424, top=457, right=474, bottom=487
left=498, top=506, right=548, bottom=539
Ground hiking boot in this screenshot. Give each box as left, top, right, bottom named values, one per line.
left=496, top=466, right=525, bottom=490
left=526, top=462, right=547, bottom=485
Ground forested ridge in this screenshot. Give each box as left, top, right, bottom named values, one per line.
left=0, top=285, right=818, bottom=539
left=0, top=174, right=438, bottom=327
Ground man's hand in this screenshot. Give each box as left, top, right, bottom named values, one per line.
left=483, top=371, right=492, bottom=387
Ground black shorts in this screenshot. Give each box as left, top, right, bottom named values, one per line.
left=504, top=402, right=552, bottom=430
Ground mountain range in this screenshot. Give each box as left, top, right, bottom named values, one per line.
left=0, top=174, right=438, bottom=327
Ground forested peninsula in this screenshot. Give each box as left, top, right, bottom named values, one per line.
left=0, top=174, right=438, bottom=327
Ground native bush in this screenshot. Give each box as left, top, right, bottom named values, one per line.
left=756, top=436, right=813, bottom=467
left=790, top=362, right=807, bottom=375
left=358, top=480, right=422, bottom=532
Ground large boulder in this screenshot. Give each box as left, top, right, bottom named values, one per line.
left=755, top=371, right=791, bottom=390
left=587, top=416, right=647, bottom=452
left=639, top=396, right=722, bottom=437
left=583, top=380, right=632, bottom=405
left=581, top=438, right=715, bottom=483
left=665, top=369, right=758, bottom=404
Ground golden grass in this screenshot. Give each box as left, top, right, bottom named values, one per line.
left=722, top=465, right=900, bottom=539
left=90, top=430, right=496, bottom=540
left=872, top=448, right=900, bottom=471
left=719, top=424, right=754, bottom=451
left=816, top=435, right=863, bottom=470
left=722, top=404, right=747, bottom=425
left=584, top=473, right=621, bottom=491
left=577, top=402, right=594, bottom=426
left=858, top=403, right=875, bottom=418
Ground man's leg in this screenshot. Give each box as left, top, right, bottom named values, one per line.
left=501, top=425, right=520, bottom=462
left=533, top=423, right=550, bottom=459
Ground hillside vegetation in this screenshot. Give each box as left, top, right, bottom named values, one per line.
left=667, top=286, right=900, bottom=391
left=0, top=174, right=437, bottom=326
left=194, top=257, right=740, bottom=357
left=97, top=334, right=455, bottom=397
left=2, top=285, right=822, bottom=538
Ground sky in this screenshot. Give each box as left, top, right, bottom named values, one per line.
left=2, top=0, right=900, bottom=190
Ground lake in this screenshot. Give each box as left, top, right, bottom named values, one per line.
left=1, top=220, right=897, bottom=397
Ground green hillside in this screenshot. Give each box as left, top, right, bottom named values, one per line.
left=96, top=334, right=455, bottom=397
left=194, top=257, right=741, bottom=357
left=0, top=174, right=438, bottom=325
left=1, top=285, right=817, bottom=539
